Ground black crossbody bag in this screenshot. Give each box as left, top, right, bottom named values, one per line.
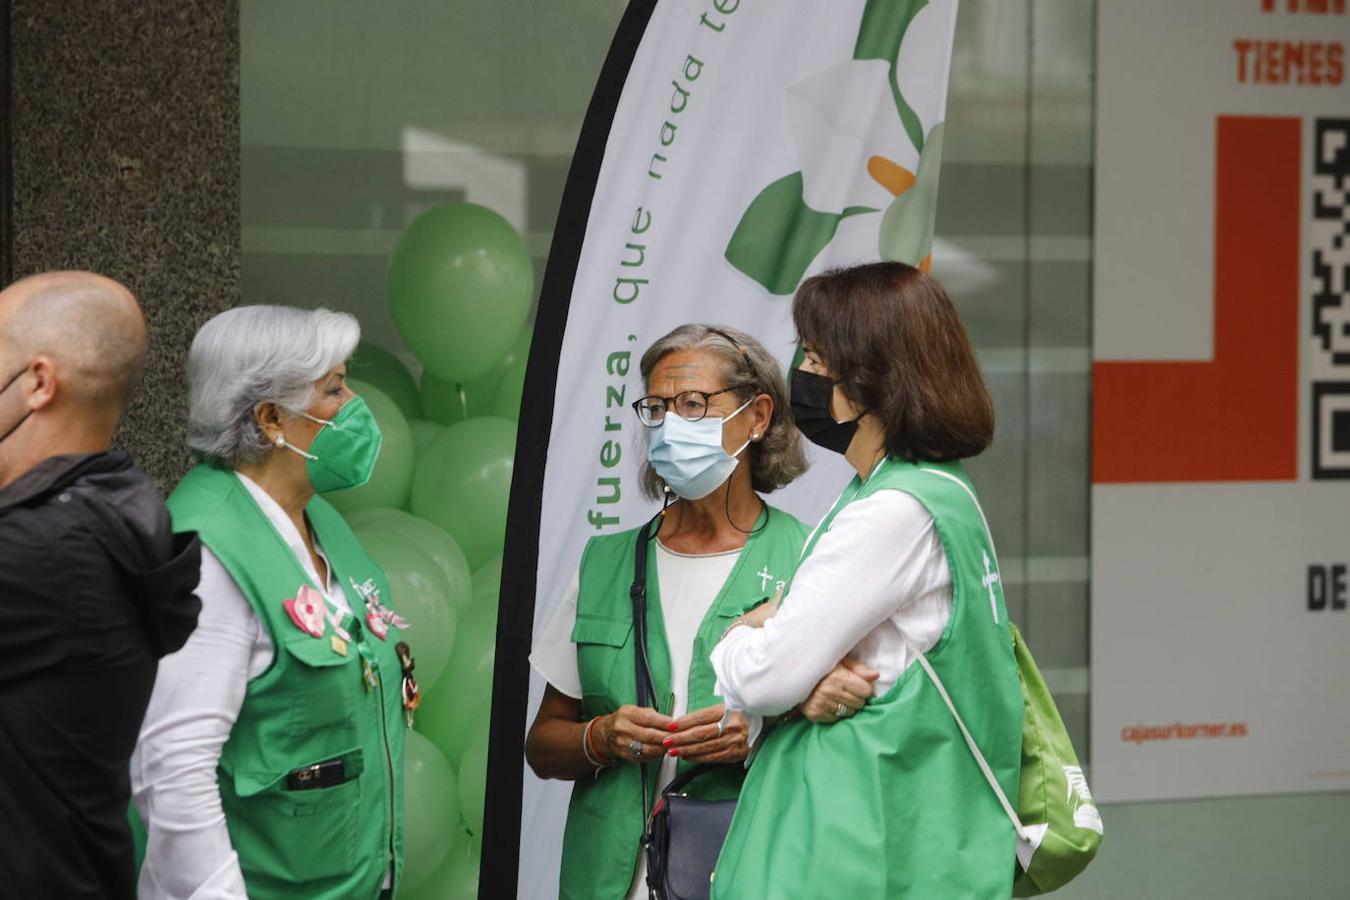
left=630, top=517, right=738, bottom=900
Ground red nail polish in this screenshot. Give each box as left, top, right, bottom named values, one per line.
left=662, top=737, right=673, bottom=748
left=667, top=722, right=679, bottom=732
left=668, top=749, right=679, bottom=757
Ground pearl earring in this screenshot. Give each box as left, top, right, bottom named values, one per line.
left=275, top=435, right=286, bottom=448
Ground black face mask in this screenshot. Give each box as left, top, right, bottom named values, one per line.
left=0, top=364, right=33, bottom=446
left=790, top=368, right=860, bottom=455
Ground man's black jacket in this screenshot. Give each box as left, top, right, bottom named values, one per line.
left=0, top=451, right=201, bottom=898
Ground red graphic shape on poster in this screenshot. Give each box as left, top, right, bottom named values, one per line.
left=1093, top=116, right=1300, bottom=483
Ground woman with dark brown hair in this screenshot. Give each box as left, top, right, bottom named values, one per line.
left=707, top=262, right=1024, bottom=898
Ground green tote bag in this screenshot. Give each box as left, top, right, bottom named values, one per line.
left=908, top=624, right=1103, bottom=895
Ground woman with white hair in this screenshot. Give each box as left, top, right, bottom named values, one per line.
left=132, top=306, right=413, bottom=900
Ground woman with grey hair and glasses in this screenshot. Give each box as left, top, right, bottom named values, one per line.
left=524, top=324, right=810, bottom=899
left=132, top=306, right=414, bottom=900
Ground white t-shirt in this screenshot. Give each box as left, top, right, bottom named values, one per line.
left=529, top=539, right=742, bottom=900
left=130, top=473, right=366, bottom=900
left=711, top=488, right=954, bottom=715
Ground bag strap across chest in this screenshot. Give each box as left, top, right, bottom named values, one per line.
left=901, top=465, right=1047, bottom=875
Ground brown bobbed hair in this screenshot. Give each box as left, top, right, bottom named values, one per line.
left=792, top=261, right=994, bottom=462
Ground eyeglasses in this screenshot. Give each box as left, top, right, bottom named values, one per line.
left=631, top=383, right=754, bottom=427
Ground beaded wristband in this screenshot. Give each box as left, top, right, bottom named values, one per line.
left=582, top=716, right=608, bottom=769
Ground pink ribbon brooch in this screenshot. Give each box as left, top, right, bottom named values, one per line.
left=367, top=609, right=390, bottom=641
left=283, top=585, right=327, bottom=638
left=349, top=577, right=409, bottom=641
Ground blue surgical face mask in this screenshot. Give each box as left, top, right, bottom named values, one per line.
left=648, top=397, right=753, bottom=500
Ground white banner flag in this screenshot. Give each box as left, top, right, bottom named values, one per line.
left=486, top=2, right=959, bottom=895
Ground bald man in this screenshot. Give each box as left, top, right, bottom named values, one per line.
left=0, top=272, right=202, bottom=899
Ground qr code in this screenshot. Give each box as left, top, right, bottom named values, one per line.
left=1312, top=118, right=1350, bottom=480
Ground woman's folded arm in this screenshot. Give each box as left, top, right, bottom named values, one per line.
left=711, top=490, right=940, bottom=714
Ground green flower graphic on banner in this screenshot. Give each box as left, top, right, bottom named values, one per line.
left=725, top=0, right=953, bottom=294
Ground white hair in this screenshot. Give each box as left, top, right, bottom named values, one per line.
left=186, top=305, right=360, bottom=466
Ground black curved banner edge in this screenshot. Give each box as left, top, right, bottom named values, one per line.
left=480, top=2, right=658, bottom=898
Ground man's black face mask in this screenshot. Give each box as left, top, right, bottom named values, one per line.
left=0, top=363, right=34, bottom=446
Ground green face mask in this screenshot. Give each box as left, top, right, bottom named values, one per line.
left=283, top=395, right=384, bottom=493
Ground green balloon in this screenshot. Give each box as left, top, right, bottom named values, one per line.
left=449, top=600, right=496, bottom=697
left=408, top=419, right=444, bottom=462
left=440, top=829, right=482, bottom=900
left=479, top=321, right=532, bottom=393
left=410, top=418, right=516, bottom=569
left=349, top=342, right=422, bottom=421
left=419, top=325, right=531, bottom=426
left=458, top=725, right=489, bottom=837
left=416, top=677, right=468, bottom=768
left=417, top=601, right=496, bottom=763
left=421, top=370, right=509, bottom=424
left=343, top=506, right=406, bottom=532
left=401, top=731, right=459, bottom=893
left=322, top=380, right=415, bottom=513
left=358, top=512, right=472, bottom=618
left=388, top=202, right=534, bottom=383
left=356, top=532, right=457, bottom=688
left=471, top=553, right=502, bottom=604
left=498, top=322, right=532, bottom=366
left=396, top=823, right=479, bottom=900
left=493, top=354, right=527, bottom=421
left=420, top=372, right=471, bottom=426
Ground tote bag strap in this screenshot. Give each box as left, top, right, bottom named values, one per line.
left=903, top=467, right=1047, bottom=869
left=905, top=641, right=1047, bottom=870
left=905, top=641, right=1025, bottom=836
left=906, top=466, right=1020, bottom=831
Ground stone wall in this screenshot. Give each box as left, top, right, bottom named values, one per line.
left=7, top=0, right=239, bottom=489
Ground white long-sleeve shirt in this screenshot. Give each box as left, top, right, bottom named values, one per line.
left=130, top=473, right=353, bottom=900
left=711, top=488, right=952, bottom=715
left=530, top=539, right=773, bottom=900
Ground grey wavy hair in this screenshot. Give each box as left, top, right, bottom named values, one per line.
left=186, top=305, right=360, bottom=466
left=638, top=323, right=808, bottom=500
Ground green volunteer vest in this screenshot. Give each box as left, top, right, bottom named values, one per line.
left=167, top=464, right=407, bottom=900
left=711, top=458, right=1023, bottom=899
left=558, top=505, right=810, bottom=900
